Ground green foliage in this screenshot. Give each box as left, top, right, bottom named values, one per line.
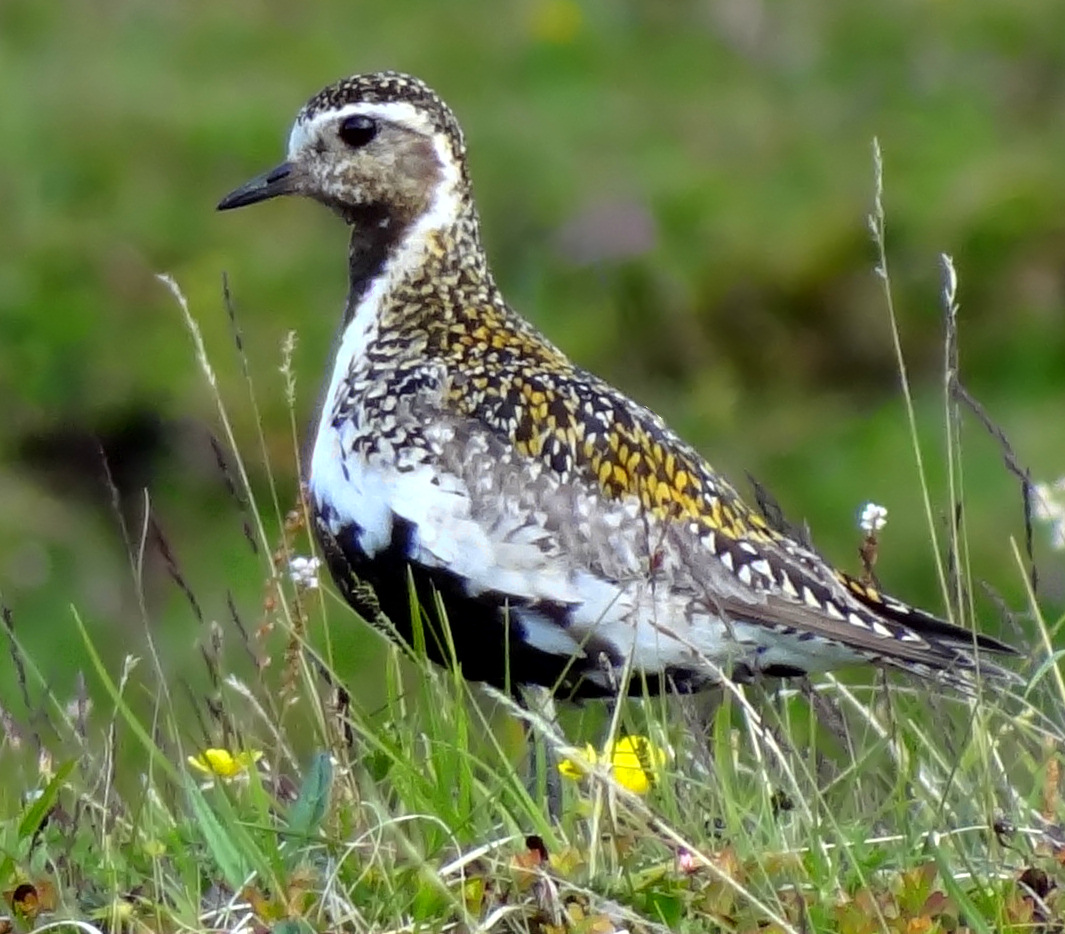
left=0, top=545, right=1061, bottom=931
left=286, top=751, right=332, bottom=844
left=183, top=773, right=253, bottom=890
left=1, top=0, right=1062, bottom=698
left=0, top=760, right=75, bottom=885
left=0, top=4, right=1063, bottom=930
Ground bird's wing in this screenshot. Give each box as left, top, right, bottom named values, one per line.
left=428, top=358, right=1016, bottom=680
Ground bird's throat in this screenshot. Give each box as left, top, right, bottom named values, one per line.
left=344, top=204, right=408, bottom=322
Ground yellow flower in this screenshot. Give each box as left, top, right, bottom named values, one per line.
left=558, top=744, right=598, bottom=782
left=558, top=735, right=668, bottom=795
left=187, top=748, right=262, bottom=779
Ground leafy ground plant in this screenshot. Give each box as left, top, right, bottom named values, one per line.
left=0, top=169, right=1063, bottom=934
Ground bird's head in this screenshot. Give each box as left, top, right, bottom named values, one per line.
left=218, top=71, right=467, bottom=230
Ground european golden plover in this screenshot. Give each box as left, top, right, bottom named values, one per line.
left=218, top=71, right=1015, bottom=698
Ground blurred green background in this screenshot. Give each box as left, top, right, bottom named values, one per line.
left=1, top=0, right=1062, bottom=702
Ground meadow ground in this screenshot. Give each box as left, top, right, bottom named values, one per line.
left=2, top=1, right=1064, bottom=930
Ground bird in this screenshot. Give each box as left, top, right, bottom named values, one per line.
left=217, top=71, right=1017, bottom=700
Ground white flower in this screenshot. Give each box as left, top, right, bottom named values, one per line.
left=1033, top=481, right=1064, bottom=521
left=1053, top=525, right=1065, bottom=552
left=288, top=555, right=323, bottom=589
left=858, top=502, right=888, bottom=534
left=1033, top=479, right=1065, bottom=552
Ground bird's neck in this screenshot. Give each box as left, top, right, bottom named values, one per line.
left=342, top=193, right=497, bottom=339
left=344, top=202, right=398, bottom=312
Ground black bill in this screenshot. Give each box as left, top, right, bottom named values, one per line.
left=217, top=162, right=296, bottom=210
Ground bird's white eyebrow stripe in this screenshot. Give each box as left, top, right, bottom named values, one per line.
left=287, top=101, right=433, bottom=159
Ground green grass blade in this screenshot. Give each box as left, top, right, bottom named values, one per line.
left=286, top=751, right=332, bottom=841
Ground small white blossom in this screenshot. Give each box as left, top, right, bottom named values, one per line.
left=858, top=502, right=888, bottom=534
left=1033, top=478, right=1065, bottom=551
left=288, top=555, right=323, bottom=589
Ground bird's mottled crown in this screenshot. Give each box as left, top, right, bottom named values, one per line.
left=295, top=71, right=466, bottom=159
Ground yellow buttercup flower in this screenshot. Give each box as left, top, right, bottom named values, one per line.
left=558, top=735, right=668, bottom=795
left=557, top=744, right=598, bottom=782
left=187, top=748, right=262, bottom=779
left=608, top=735, right=669, bottom=794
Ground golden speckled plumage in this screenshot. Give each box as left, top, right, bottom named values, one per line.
left=218, top=71, right=1017, bottom=697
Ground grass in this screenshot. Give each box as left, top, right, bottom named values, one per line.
left=1, top=171, right=1063, bottom=932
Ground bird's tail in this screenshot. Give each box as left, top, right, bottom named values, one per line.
left=839, top=571, right=1022, bottom=689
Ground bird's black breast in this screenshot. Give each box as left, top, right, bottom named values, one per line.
left=312, top=508, right=712, bottom=699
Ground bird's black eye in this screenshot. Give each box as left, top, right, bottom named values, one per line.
left=338, top=115, right=378, bottom=149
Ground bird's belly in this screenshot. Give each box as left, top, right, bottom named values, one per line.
left=307, top=423, right=851, bottom=694
left=308, top=425, right=397, bottom=558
